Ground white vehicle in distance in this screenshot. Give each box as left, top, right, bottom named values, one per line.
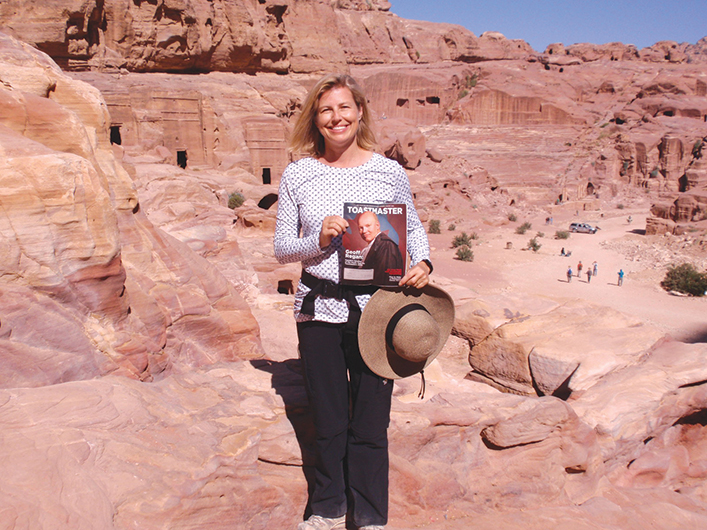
left=569, top=222, right=599, bottom=234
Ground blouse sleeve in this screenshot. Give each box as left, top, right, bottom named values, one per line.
left=393, top=165, right=430, bottom=267
left=273, top=167, right=324, bottom=265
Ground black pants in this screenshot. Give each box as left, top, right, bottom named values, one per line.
left=297, top=319, right=393, bottom=527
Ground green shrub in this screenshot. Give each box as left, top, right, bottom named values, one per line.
left=617, top=203, right=625, bottom=210
left=428, top=219, right=441, bottom=234
left=660, top=263, right=707, bottom=296
left=536, top=231, right=545, bottom=238
left=528, top=237, right=541, bottom=252
left=455, top=245, right=474, bottom=262
left=508, top=213, right=517, bottom=222
left=515, top=222, right=532, bottom=235
left=228, top=192, right=245, bottom=209
left=464, top=73, right=478, bottom=88
left=555, top=230, right=570, bottom=240
left=452, top=232, right=473, bottom=248
left=458, top=89, right=469, bottom=100
left=448, top=224, right=456, bottom=231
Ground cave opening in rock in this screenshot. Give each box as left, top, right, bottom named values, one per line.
left=277, top=279, right=294, bottom=295
left=262, top=167, right=271, bottom=185
left=675, top=409, right=707, bottom=426
left=177, top=150, right=187, bottom=169
left=258, top=193, right=278, bottom=210
left=110, top=125, right=122, bottom=145
left=679, top=174, right=688, bottom=192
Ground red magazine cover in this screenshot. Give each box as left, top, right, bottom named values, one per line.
left=341, top=202, right=407, bottom=286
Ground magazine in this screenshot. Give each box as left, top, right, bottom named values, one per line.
left=341, top=202, right=407, bottom=287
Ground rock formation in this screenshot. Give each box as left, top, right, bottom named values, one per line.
left=0, top=33, right=262, bottom=389
left=1, top=2, right=707, bottom=529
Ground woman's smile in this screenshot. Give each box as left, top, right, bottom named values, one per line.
left=315, top=86, right=362, bottom=151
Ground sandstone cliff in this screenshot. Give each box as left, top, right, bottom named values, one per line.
left=0, top=33, right=262, bottom=388
left=0, top=0, right=528, bottom=74
left=3, top=1, right=705, bottom=233
left=1, top=5, right=707, bottom=530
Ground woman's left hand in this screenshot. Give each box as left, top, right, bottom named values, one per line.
left=399, top=261, right=430, bottom=289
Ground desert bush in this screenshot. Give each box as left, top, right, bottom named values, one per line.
left=508, top=213, right=517, bottom=222
left=448, top=224, right=456, bottom=231
left=452, top=232, right=473, bottom=248
left=515, top=222, right=532, bottom=235
left=555, top=230, right=570, bottom=239
left=528, top=237, right=541, bottom=252
left=455, top=245, right=474, bottom=262
left=228, top=192, right=245, bottom=209
left=536, top=231, right=545, bottom=238
left=617, top=203, right=625, bottom=210
left=428, top=219, right=441, bottom=234
left=660, top=263, right=707, bottom=296
left=464, top=73, right=478, bottom=88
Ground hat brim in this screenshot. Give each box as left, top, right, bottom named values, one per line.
left=359, top=285, right=455, bottom=379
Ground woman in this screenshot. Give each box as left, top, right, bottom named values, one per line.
left=274, top=74, right=432, bottom=530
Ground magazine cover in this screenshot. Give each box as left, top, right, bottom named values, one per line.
left=341, top=202, right=407, bottom=287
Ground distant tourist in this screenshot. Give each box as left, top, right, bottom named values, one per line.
left=592, top=261, right=598, bottom=277
left=567, top=266, right=573, bottom=283
left=586, top=268, right=592, bottom=283
left=560, top=247, right=566, bottom=256
left=577, top=260, right=583, bottom=277
left=618, top=269, right=625, bottom=286
left=627, top=215, right=632, bottom=224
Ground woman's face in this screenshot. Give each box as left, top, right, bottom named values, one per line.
left=314, top=86, right=362, bottom=152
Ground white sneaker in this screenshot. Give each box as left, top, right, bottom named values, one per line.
left=359, top=526, right=385, bottom=530
left=297, top=514, right=346, bottom=530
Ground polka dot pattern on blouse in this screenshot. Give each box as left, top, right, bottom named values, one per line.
left=274, top=153, right=430, bottom=323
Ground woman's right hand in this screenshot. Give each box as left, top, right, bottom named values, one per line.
left=319, top=215, right=349, bottom=248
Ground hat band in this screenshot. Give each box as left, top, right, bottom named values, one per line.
left=385, top=303, right=429, bottom=354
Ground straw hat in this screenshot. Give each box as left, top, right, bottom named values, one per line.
left=358, top=285, right=455, bottom=379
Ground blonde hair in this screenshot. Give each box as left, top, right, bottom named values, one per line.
left=290, top=73, right=377, bottom=157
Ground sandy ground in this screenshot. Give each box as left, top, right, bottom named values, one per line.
left=258, top=205, right=706, bottom=365
left=430, top=208, right=706, bottom=343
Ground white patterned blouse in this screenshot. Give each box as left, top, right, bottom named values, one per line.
left=274, top=153, right=430, bottom=323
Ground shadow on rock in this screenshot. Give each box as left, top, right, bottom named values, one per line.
left=681, top=326, right=707, bottom=344
left=250, top=358, right=317, bottom=516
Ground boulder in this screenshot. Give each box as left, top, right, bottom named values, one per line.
left=468, top=300, right=665, bottom=397
left=452, top=300, right=495, bottom=346
left=377, top=118, right=426, bottom=169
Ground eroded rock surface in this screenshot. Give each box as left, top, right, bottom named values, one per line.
left=0, top=33, right=262, bottom=388
left=1, top=6, right=707, bottom=530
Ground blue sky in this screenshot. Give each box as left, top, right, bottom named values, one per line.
left=390, top=0, right=706, bottom=52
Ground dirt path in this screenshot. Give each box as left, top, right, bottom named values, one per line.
left=432, top=209, right=706, bottom=342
